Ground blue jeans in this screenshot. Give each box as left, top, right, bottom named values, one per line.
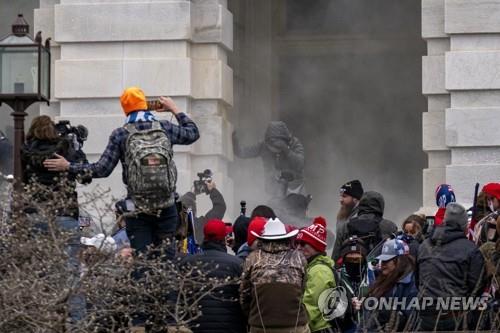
left=55, top=216, right=86, bottom=323
left=125, top=204, right=178, bottom=259
left=125, top=205, right=178, bottom=326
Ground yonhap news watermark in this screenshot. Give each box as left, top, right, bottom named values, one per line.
left=318, top=287, right=490, bottom=320
left=362, top=296, right=488, bottom=312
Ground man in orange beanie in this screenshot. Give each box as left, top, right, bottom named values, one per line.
left=44, top=87, right=200, bottom=257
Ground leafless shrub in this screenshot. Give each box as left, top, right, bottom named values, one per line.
left=0, top=175, right=238, bottom=333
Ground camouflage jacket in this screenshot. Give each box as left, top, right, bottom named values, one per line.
left=239, top=241, right=308, bottom=329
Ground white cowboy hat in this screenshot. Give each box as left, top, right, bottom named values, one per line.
left=252, top=217, right=298, bottom=240
left=81, top=233, right=117, bottom=253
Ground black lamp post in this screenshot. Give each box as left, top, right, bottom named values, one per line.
left=0, top=14, right=51, bottom=190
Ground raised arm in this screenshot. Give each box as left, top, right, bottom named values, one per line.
left=159, top=96, right=199, bottom=145
left=232, top=131, right=263, bottom=158
left=44, top=129, right=122, bottom=179
left=283, top=137, right=305, bottom=172
left=204, top=184, right=226, bottom=220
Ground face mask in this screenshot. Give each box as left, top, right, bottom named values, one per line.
left=344, top=262, right=362, bottom=282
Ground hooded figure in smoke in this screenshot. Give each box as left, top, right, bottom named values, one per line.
left=232, top=121, right=305, bottom=199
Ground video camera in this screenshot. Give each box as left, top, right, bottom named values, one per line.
left=193, top=169, right=213, bottom=195
left=55, top=120, right=88, bottom=152
left=55, top=120, right=91, bottom=184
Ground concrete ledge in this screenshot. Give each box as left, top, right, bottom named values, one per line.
left=451, top=34, right=500, bottom=51
left=446, top=164, right=500, bottom=204
left=446, top=108, right=500, bottom=147
left=191, top=44, right=227, bottom=62
left=192, top=60, right=233, bottom=105
left=191, top=100, right=225, bottom=117
left=59, top=97, right=190, bottom=116
left=54, top=2, right=191, bottom=42
left=192, top=115, right=231, bottom=158
left=427, top=38, right=450, bottom=56
left=423, top=0, right=446, bottom=38
left=446, top=51, right=500, bottom=90
left=427, top=150, right=451, bottom=168
left=61, top=41, right=189, bottom=60
left=192, top=4, right=233, bottom=50
left=445, top=0, right=500, bottom=34
left=55, top=59, right=191, bottom=98
left=427, top=94, right=450, bottom=112
left=451, top=91, right=500, bottom=108
left=423, top=56, right=447, bottom=95
left=423, top=111, right=447, bottom=151
left=452, top=147, right=500, bottom=165
left=41, top=0, right=59, bottom=8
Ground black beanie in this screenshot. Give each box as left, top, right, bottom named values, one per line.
left=340, top=180, right=364, bottom=200
left=340, top=237, right=368, bottom=259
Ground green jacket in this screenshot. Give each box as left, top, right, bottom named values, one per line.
left=303, top=254, right=336, bottom=332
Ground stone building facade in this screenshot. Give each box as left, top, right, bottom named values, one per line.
left=2, top=0, right=498, bottom=221
left=34, top=0, right=235, bottom=215
left=422, top=0, right=500, bottom=209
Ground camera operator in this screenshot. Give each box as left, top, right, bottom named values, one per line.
left=22, top=116, right=89, bottom=220
left=179, top=173, right=226, bottom=246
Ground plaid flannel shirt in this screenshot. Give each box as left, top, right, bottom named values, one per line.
left=69, top=112, right=199, bottom=185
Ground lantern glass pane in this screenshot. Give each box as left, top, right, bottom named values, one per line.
left=0, top=46, right=38, bottom=95
left=41, top=47, right=49, bottom=99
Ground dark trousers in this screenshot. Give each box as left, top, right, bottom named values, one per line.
left=125, top=204, right=178, bottom=258
left=417, top=313, right=465, bottom=331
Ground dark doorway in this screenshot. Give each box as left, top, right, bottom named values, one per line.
left=230, top=0, right=426, bottom=225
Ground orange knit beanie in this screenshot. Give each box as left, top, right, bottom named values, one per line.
left=120, top=87, right=147, bottom=115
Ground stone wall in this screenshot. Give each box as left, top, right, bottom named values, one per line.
left=422, top=0, right=500, bottom=208
left=34, top=0, right=234, bottom=222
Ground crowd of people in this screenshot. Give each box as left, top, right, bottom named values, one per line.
left=6, top=86, right=500, bottom=332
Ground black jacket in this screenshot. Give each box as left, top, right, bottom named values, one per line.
left=180, top=241, right=246, bottom=333
left=233, top=121, right=305, bottom=196
left=0, top=134, right=12, bottom=175
left=21, top=138, right=81, bottom=218
left=180, top=188, right=226, bottom=245
left=417, top=225, right=485, bottom=299
left=333, top=191, right=397, bottom=260
left=232, top=215, right=250, bottom=254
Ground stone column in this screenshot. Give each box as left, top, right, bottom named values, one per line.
left=444, top=0, right=500, bottom=205
left=421, top=0, right=451, bottom=212
left=35, top=0, right=234, bottom=222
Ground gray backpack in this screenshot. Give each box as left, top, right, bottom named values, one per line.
left=124, top=121, right=177, bottom=212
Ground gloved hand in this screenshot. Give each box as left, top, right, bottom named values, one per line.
left=267, top=139, right=289, bottom=154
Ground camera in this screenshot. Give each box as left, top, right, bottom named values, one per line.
left=240, top=200, right=247, bottom=216
left=55, top=120, right=88, bottom=152
left=193, top=169, right=213, bottom=195
left=55, top=120, right=91, bottom=184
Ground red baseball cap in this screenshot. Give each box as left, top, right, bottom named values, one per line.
left=247, top=217, right=267, bottom=246
left=483, top=183, right=500, bottom=200
left=204, top=219, right=227, bottom=242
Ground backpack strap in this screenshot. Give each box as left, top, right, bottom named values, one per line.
left=124, top=123, right=138, bottom=135
left=124, top=120, right=162, bottom=134
left=151, top=120, right=162, bottom=131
